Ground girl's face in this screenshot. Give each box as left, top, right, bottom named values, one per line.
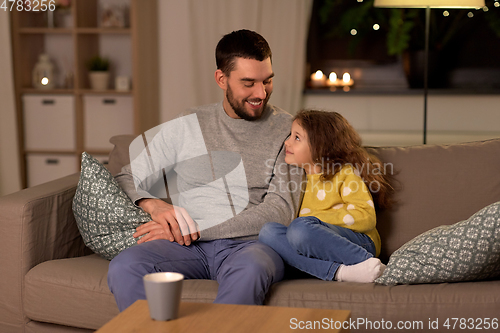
left=284, top=120, right=321, bottom=174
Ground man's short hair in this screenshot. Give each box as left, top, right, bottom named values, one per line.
left=216, top=29, right=272, bottom=76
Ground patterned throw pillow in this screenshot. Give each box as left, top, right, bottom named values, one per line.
left=72, top=152, right=151, bottom=260
left=376, top=201, right=500, bottom=285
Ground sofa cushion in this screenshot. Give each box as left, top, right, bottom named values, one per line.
left=24, top=255, right=118, bottom=330
left=23, top=254, right=217, bottom=330
left=72, top=152, right=151, bottom=260
left=266, top=279, right=500, bottom=324
left=24, top=255, right=500, bottom=330
left=376, top=201, right=500, bottom=285
left=367, top=138, right=500, bottom=262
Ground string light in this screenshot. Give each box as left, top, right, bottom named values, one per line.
left=467, top=12, right=474, bottom=18
left=351, top=29, right=358, bottom=35
left=443, top=10, right=450, bottom=16
left=483, top=6, right=489, bottom=11
left=495, top=2, right=499, bottom=7
left=373, top=24, right=380, bottom=30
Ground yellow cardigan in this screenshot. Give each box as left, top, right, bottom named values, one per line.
left=298, top=165, right=381, bottom=257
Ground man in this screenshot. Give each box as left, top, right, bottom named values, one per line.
left=107, top=29, right=303, bottom=311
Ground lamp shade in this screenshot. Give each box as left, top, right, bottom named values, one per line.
left=374, top=0, right=484, bottom=8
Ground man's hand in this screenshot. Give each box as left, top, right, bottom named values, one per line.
left=134, top=198, right=200, bottom=245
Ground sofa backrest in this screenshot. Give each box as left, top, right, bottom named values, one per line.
left=108, top=135, right=500, bottom=262
left=369, top=138, right=500, bottom=261
left=107, top=135, right=137, bottom=176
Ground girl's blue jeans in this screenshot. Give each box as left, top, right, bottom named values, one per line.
left=259, top=216, right=376, bottom=281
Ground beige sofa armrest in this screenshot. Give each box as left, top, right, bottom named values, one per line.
left=0, top=173, right=90, bottom=331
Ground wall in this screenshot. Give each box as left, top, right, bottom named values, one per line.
left=0, top=11, right=22, bottom=196
left=157, top=0, right=312, bottom=123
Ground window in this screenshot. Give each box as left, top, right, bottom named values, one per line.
left=307, top=0, right=500, bottom=90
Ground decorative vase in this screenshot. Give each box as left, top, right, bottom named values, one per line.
left=89, top=71, right=110, bottom=91
left=32, top=53, right=55, bottom=89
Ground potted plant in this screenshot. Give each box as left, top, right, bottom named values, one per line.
left=87, top=56, right=110, bottom=91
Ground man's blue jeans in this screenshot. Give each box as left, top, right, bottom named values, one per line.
left=107, top=239, right=284, bottom=311
left=259, top=216, right=376, bottom=281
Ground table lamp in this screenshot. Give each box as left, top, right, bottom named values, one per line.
left=374, top=0, right=485, bottom=144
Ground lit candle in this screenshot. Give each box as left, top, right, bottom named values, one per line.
left=342, top=72, right=354, bottom=87
left=310, top=70, right=326, bottom=88
left=327, top=72, right=338, bottom=87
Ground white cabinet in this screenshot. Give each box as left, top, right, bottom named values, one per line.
left=11, top=0, right=158, bottom=188
left=83, top=95, right=134, bottom=151
left=26, top=154, right=79, bottom=187
left=23, top=95, right=76, bottom=151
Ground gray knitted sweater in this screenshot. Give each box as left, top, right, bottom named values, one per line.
left=115, top=102, right=304, bottom=241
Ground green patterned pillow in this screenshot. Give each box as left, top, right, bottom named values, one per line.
left=72, top=152, right=151, bottom=260
left=376, top=201, right=500, bottom=285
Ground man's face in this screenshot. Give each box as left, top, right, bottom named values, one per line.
left=218, top=57, right=274, bottom=121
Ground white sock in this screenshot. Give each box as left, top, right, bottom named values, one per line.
left=335, top=258, right=386, bottom=283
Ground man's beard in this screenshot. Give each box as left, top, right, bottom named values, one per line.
left=226, top=83, right=271, bottom=121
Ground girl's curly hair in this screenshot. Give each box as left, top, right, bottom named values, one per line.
left=294, top=109, right=394, bottom=209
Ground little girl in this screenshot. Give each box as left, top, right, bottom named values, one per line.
left=259, top=110, right=393, bottom=283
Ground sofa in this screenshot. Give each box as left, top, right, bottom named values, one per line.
left=1, top=135, right=500, bottom=333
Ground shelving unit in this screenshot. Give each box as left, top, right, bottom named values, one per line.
left=10, top=0, right=159, bottom=188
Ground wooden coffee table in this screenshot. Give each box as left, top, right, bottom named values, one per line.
left=96, top=300, right=351, bottom=332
